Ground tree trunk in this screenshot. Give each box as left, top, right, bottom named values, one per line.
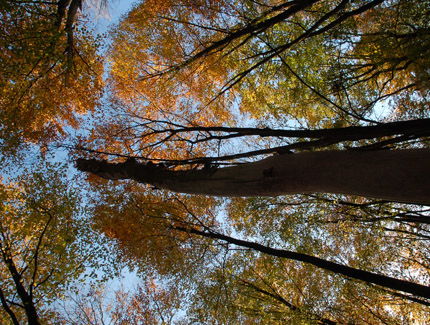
left=0, top=245, right=40, bottom=325
left=76, top=149, right=430, bottom=204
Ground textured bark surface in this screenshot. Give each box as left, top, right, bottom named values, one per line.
left=77, top=149, right=430, bottom=204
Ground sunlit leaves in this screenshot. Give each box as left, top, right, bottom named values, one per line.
left=90, top=0, right=430, bottom=168
left=75, top=0, right=430, bottom=323
left=0, top=1, right=104, bottom=153
left=108, top=0, right=237, bottom=119
left=0, top=161, right=114, bottom=322
left=224, top=195, right=430, bottom=322
left=88, top=178, right=223, bottom=280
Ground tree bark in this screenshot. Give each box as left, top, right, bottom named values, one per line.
left=76, top=149, right=430, bottom=204
left=0, top=244, right=40, bottom=325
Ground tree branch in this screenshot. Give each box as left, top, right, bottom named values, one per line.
left=173, top=226, right=430, bottom=301
left=0, top=287, right=20, bottom=325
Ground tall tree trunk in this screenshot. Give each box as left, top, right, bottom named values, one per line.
left=77, top=149, right=430, bottom=204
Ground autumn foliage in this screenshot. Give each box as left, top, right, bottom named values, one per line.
left=2, top=0, right=430, bottom=323
left=0, top=1, right=104, bottom=152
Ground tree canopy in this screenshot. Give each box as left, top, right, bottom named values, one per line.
left=1, top=0, right=430, bottom=323
left=0, top=160, right=115, bottom=324
left=0, top=0, right=104, bottom=153
left=78, top=0, right=430, bottom=167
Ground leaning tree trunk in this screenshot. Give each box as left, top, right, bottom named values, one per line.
left=173, top=226, right=430, bottom=300
left=77, top=149, right=430, bottom=205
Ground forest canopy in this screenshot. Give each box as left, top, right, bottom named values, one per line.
left=1, top=0, right=430, bottom=323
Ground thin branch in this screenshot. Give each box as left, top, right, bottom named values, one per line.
left=139, top=0, right=320, bottom=79
left=29, top=205, right=56, bottom=298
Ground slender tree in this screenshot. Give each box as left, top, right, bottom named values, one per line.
left=0, top=161, right=114, bottom=323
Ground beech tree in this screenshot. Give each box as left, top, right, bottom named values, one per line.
left=72, top=0, right=430, bottom=322
left=76, top=0, right=430, bottom=204
left=77, top=145, right=430, bottom=204
left=0, top=161, right=114, bottom=324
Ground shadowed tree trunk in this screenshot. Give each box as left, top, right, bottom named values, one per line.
left=77, top=148, right=430, bottom=205
left=0, top=243, right=40, bottom=325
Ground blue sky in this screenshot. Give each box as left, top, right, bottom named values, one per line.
left=86, top=0, right=137, bottom=34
